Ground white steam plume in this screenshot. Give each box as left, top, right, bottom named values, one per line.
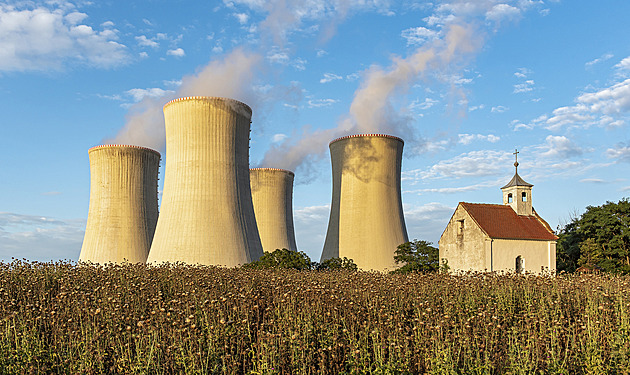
left=260, top=23, right=483, bottom=176
left=106, top=48, right=263, bottom=151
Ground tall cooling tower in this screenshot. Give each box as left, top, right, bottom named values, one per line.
left=321, top=134, right=409, bottom=271
left=250, top=168, right=298, bottom=252
left=80, top=145, right=160, bottom=264
left=147, top=96, right=263, bottom=266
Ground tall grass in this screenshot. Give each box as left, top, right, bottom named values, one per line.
left=0, top=260, right=628, bottom=374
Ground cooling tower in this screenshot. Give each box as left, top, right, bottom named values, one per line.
left=250, top=168, right=298, bottom=252
left=321, top=134, right=409, bottom=271
left=147, top=96, right=263, bottom=266
left=79, top=145, right=160, bottom=264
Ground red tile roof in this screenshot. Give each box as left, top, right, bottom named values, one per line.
left=460, top=203, right=558, bottom=241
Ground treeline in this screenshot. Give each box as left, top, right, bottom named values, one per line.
left=557, top=197, right=630, bottom=273
left=245, top=240, right=441, bottom=274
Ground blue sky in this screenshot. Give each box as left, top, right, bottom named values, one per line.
left=1, top=0, right=629, bottom=262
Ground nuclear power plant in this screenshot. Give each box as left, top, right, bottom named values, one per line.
left=146, top=96, right=263, bottom=266
left=321, top=134, right=409, bottom=271
left=250, top=168, right=298, bottom=252
left=79, top=145, right=160, bottom=264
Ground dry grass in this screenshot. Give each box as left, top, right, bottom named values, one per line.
left=1, top=260, right=629, bottom=374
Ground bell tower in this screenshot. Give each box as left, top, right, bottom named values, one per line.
left=501, top=149, right=533, bottom=216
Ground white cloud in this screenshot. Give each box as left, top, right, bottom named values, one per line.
left=308, top=98, right=338, bottom=108
left=293, top=204, right=330, bottom=257
left=136, top=35, right=159, bottom=48
left=320, top=72, right=342, bottom=83
left=266, top=48, right=289, bottom=64
left=0, top=212, right=84, bottom=262
left=271, top=133, right=288, bottom=143
left=486, top=4, right=521, bottom=23
left=580, top=178, right=605, bottom=184
left=616, top=56, right=630, bottom=70
left=266, top=47, right=306, bottom=70
left=513, top=79, right=534, bottom=93
left=316, top=49, right=327, bottom=57
left=64, top=11, right=87, bottom=25
left=0, top=4, right=129, bottom=72
left=538, top=135, right=589, bottom=159
left=577, top=78, right=630, bottom=115
left=410, top=97, right=438, bottom=111
left=468, top=104, right=485, bottom=111
left=167, top=48, right=185, bottom=57
left=346, top=72, right=360, bottom=81
left=586, top=53, right=614, bottom=68
left=163, top=79, right=182, bottom=87
left=458, top=133, right=500, bottom=145
left=401, top=26, right=439, bottom=46
left=414, top=150, right=512, bottom=180
left=514, top=67, right=532, bottom=78
left=491, top=105, right=508, bottom=113
left=227, top=0, right=394, bottom=44
left=234, top=12, right=249, bottom=24
left=607, top=143, right=630, bottom=162
left=125, top=88, right=175, bottom=102
left=403, top=202, right=455, bottom=244
left=525, top=78, right=630, bottom=131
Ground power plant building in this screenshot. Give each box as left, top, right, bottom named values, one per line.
left=80, top=145, right=160, bottom=264
left=321, top=134, right=409, bottom=271
left=147, top=96, right=263, bottom=266
left=250, top=168, right=298, bottom=252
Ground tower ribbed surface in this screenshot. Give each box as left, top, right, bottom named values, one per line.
left=80, top=145, right=160, bottom=264
left=321, top=134, right=409, bottom=271
left=147, top=97, right=262, bottom=266
left=250, top=168, right=298, bottom=252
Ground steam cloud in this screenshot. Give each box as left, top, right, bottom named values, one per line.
left=260, top=23, right=483, bottom=175
left=106, top=48, right=263, bottom=151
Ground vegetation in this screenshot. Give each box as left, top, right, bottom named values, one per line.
left=2, top=260, right=630, bottom=373
left=243, top=248, right=357, bottom=271
left=316, top=257, right=358, bottom=271
left=391, top=240, right=441, bottom=274
left=557, top=197, right=630, bottom=273
left=242, top=248, right=313, bottom=270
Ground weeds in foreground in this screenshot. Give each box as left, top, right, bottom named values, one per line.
left=0, top=261, right=628, bottom=374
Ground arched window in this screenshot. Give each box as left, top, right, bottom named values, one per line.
left=507, top=193, right=513, bottom=203
left=522, top=192, right=527, bottom=202
left=516, top=256, right=524, bottom=274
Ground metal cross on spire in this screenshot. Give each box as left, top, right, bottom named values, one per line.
left=513, top=149, right=519, bottom=171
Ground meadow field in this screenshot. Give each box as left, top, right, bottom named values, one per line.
left=0, top=261, right=628, bottom=374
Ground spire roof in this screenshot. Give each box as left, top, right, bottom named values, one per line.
left=501, top=173, right=533, bottom=189
left=501, top=148, right=533, bottom=189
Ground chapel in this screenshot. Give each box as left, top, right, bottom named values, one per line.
left=438, top=151, right=558, bottom=274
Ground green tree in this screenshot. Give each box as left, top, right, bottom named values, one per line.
left=316, top=257, right=358, bottom=271
left=557, top=198, right=630, bottom=273
left=391, top=239, right=440, bottom=274
left=243, top=248, right=313, bottom=270
left=577, top=238, right=602, bottom=268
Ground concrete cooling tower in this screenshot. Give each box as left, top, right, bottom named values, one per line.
left=250, top=168, right=298, bottom=252
left=79, top=145, right=160, bottom=264
left=147, top=96, right=263, bottom=266
left=321, top=134, right=409, bottom=271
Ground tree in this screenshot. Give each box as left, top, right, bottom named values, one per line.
left=243, top=248, right=313, bottom=270
left=557, top=198, right=630, bottom=273
left=316, top=257, right=358, bottom=271
left=391, top=240, right=440, bottom=274
left=577, top=238, right=602, bottom=268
